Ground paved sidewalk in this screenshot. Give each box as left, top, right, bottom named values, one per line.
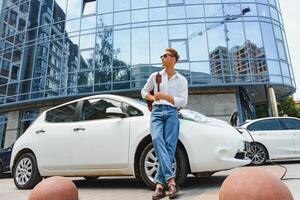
left=0, top=163, right=299, bottom=200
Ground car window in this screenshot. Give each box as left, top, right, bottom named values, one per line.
left=122, top=103, right=143, bottom=117
left=80, top=98, right=143, bottom=121
left=46, top=102, right=77, bottom=123
left=280, top=119, right=300, bottom=130
left=247, top=119, right=282, bottom=131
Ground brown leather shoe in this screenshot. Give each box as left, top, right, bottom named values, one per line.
left=168, top=184, right=179, bottom=199
left=152, top=187, right=166, bottom=200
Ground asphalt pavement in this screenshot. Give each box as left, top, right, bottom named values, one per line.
left=0, top=162, right=299, bottom=200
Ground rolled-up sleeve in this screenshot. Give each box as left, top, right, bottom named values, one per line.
left=173, top=77, right=188, bottom=108
left=141, top=73, right=155, bottom=99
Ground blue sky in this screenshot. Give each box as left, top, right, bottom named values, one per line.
left=280, top=0, right=300, bottom=100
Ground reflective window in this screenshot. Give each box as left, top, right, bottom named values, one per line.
left=276, top=39, right=287, bottom=61
left=114, top=29, right=130, bottom=65
left=66, top=19, right=80, bottom=34
left=80, top=49, right=94, bottom=69
left=169, top=25, right=187, bottom=40
left=149, top=0, right=166, bottom=7
left=81, top=16, right=96, bottom=30
left=191, top=62, right=210, bottom=76
left=95, top=27, right=113, bottom=69
left=270, top=7, right=279, bottom=21
left=132, top=9, right=148, bottom=23
left=66, top=0, right=81, bottom=20
left=204, top=4, right=223, bottom=18
left=267, top=60, right=281, bottom=75
left=226, top=22, right=245, bottom=49
left=186, top=5, right=204, bottom=18
left=46, top=102, right=77, bottom=122
left=80, top=98, right=119, bottom=120
left=207, top=23, right=227, bottom=54
left=244, top=22, right=263, bottom=49
left=78, top=71, right=94, bottom=92
left=256, top=0, right=269, bottom=4
left=114, top=11, right=130, bottom=25
left=280, top=119, right=300, bottom=130
left=114, top=0, right=130, bottom=12
left=149, top=8, right=167, bottom=21
left=80, top=34, right=95, bottom=49
left=187, top=23, right=209, bottom=61
left=168, top=0, right=184, bottom=4
left=132, top=0, right=148, bottom=9
left=168, top=6, right=185, bottom=20
left=55, top=0, right=67, bottom=14
left=257, top=4, right=270, bottom=17
left=132, top=28, right=149, bottom=65
left=98, top=0, right=113, bottom=14
left=248, top=119, right=282, bottom=131
left=280, top=62, right=290, bottom=77
left=82, top=0, right=96, bottom=16
left=261, top=22, right=278, bottom=59
left=98, top=14, right=113, bottom=27
left=170, top=40, right=188, bottom=61
left=185, top=0, right=203, bottom=4
left=150, top=26, right=168, bottom=64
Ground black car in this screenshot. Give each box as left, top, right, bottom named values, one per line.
left=0, top=145, right=13, bottom=177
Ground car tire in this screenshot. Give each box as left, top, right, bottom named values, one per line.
left=139, top=143, right=188, bottom=190
left=83, top=176, right=99, bottom=180
left=13, top=153, right=43, bottom=189
left=247, top=143, right=268, bottom=165
left=0, top=163, right=3, bottom=178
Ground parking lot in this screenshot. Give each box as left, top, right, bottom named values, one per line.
left=0, top=163, right=299, bottom=200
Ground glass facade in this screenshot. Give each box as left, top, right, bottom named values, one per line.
left=0, top=0, right=295, bottom=106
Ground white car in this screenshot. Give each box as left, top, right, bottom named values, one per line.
left=10, top=94, right=250, bottom=189
left=239, top=117, right=300, bottom=165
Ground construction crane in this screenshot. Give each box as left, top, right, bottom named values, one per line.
left=188, top=7, right=251, bottom=41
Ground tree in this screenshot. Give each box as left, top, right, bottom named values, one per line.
left=256, top=96, right=300, bottom=118
left=278, top=96, right=300, bottom=118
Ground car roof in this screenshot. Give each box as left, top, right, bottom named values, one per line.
left=240, top=116, right=300, bottom=127
left=42, top=94, right=149, bottom=115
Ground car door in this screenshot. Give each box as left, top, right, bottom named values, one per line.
left=247, top=119, right=294, bottom=159
left=69, top=97, right=130, bottom=169
left=34, top=102, right=78, bottom=170
left=279, top=118, right=300, bottom=157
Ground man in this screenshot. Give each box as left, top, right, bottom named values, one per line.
left=141, top=48, right=188, bottom=199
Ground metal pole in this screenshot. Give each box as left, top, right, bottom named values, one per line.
left=267, top=85, right=278, bottom=117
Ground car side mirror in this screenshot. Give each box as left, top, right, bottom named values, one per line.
left=106, top=107, right=128, bottom=118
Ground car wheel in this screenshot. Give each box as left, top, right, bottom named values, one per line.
left=139, top=143, right=188, bottom=190
left=13, top=153, right=43, bottom=189
left=83, top=176, right=99, bottom=180
left=0, top=163, right=3, bottom=178
left=247, top=143, right=268, bottom=165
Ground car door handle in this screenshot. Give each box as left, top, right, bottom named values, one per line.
left=73, top=127, right=86, bottom=132
left=36, top=129, right=45, bottom=134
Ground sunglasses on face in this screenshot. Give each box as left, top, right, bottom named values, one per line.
left=160, top=53, right=173, bottom=59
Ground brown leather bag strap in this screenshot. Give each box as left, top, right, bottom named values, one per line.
left=155, top=72, right=162, bottom=92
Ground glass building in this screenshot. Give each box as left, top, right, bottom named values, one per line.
left=0, top=0, right=296, bottom=148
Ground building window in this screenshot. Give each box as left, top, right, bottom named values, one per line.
left=170, top=39, right=189, bottom=62
left=19, top=109, right=39, bottom=136
left=168, top=0, right=184, bottom=5
left=82, top=0, right=96, bottom=16
left=0, top=113, right=7, bottom=148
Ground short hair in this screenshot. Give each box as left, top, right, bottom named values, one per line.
left=165, top=48, right=180, bottom=62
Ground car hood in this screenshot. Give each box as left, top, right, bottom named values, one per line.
left=179, top=109, right=230, bottom=127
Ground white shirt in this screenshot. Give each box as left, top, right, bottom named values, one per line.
left=141, top=69, right=188, bottom=108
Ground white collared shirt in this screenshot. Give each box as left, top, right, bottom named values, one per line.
left=141, top=69, right=188, bottom=108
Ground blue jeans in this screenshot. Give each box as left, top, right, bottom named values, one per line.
left=151, top=105, right=180, bottom=185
